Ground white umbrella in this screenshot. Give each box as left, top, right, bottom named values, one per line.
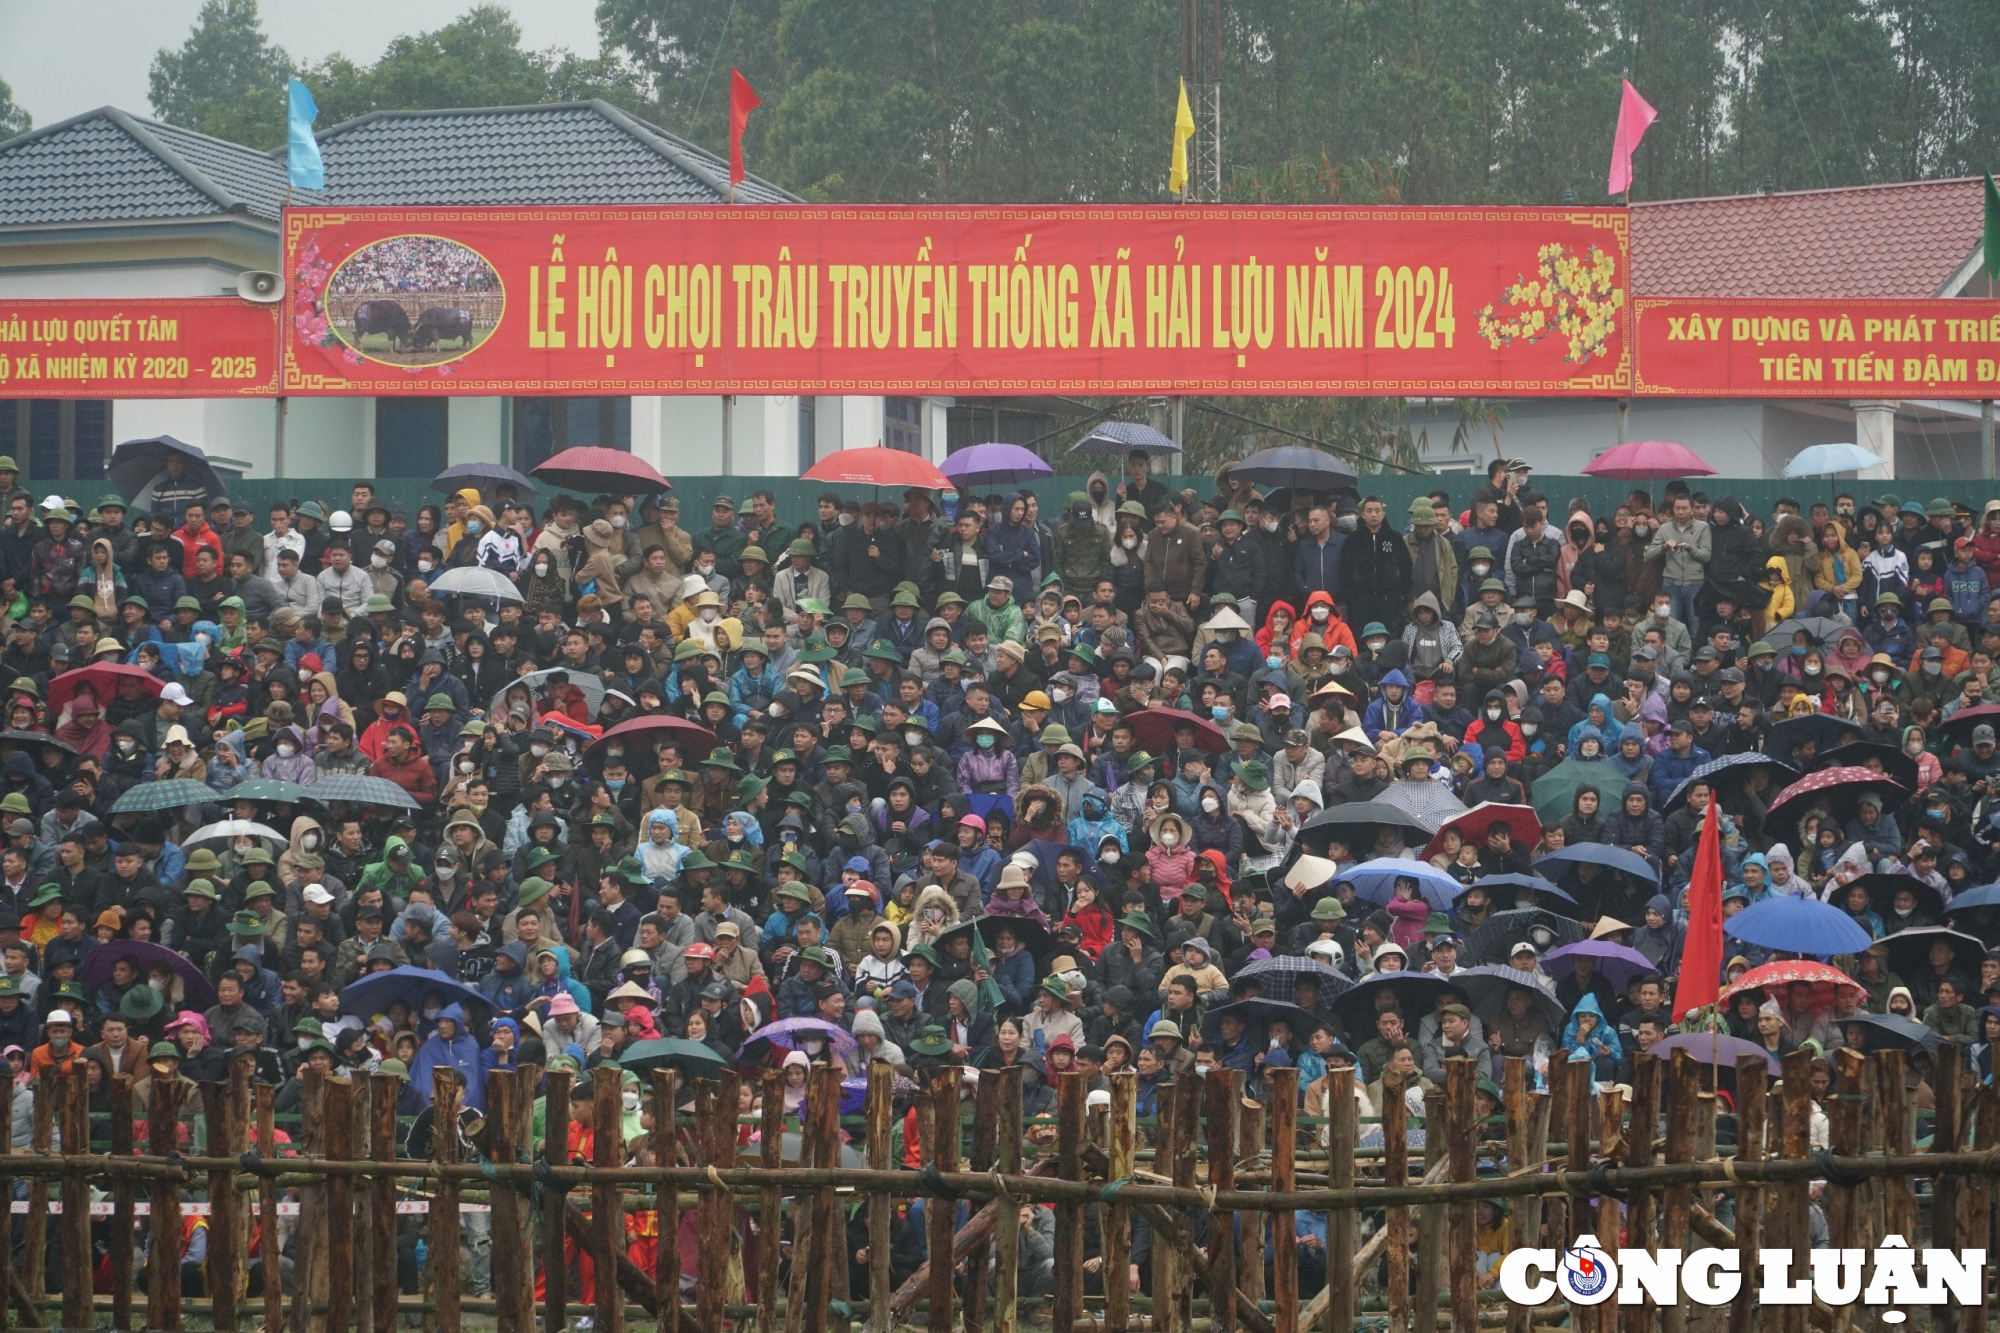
left=424, top=566, right=524, bottom=603
left=184, top=819, right=288, bottom=847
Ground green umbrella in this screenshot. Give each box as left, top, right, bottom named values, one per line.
left=227, top=778, right=306, bottom=804
left=617, top=1038, right=728, bottom=1081
left=1529, top=758, right=1628, bottom=827
left=111, top=780, right=217, bottom=815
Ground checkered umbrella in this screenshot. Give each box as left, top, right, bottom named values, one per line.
left=225, top=779, right=305, bottom=805
left=110, top=779, right=215, bottom=814
left=1230, top=953, right=1354, bottom=998
left=302, top=774, right=420, bottom=810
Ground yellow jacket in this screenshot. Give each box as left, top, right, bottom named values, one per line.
left=1808, top=539, right=1863, bottom=597
left=1759, top=554, right=1796, bottom=632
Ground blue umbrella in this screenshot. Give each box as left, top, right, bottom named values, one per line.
left=1664, top=752, right=1800, bottom=814
left=1783, top=443, right=1887, bottom=477
left=1223, top=445, right=1358, bottom=492
left=108, top=435, right=225, bottom=504
left=1945, top=883, right=2000, bottom=915
left=1069, top=420, right=1177, bottom=456
left=939, top=443, right=1054, bottom=489
left=340, top=966, right=490, bottom=1018
left=1535, top=845, right=1661, bottom=887
left=1723, top=895, right=1874, bottom=957
left=1337, top=857, right=1463, bottom=912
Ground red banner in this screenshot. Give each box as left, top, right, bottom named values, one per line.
left=1633, top=297, right=2000, bottom=398
left=280, top=205, right=1632, bottom=396
left=0, top=298, right=279, bottom=399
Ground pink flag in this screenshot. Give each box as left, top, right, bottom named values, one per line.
left=1607, top=79, right=1657, bottom=197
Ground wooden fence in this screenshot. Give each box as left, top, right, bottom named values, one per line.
left=0, top=1044, right=1994, bottom=1331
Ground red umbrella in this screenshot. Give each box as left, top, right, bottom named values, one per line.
left=1121, top=706, right=1229, bottom=757
left=1581, top=440, right=1716, bottom=480
left=49, top=663, right=164, bottom=711
left=1763, top=765, right=1910, bottom=830
left=1420, top=801, right=1542, bottom=860
left=1936, top=702, right=2000, bottom=745
left=803, top=447, right=952, bottom=491
left=1717, top=960, right=1865, bottom=1012
left=531, top=446, right=671, bottom=493
left=584, top=714, right=721, bottom=764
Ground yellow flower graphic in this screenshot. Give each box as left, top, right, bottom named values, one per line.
left=1478, top=243, right=1625, bottom=362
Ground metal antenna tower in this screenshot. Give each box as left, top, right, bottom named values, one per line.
left=1182, top=0, right=1222, bottom=201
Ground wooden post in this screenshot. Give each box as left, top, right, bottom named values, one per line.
left=540, top=1067, right=572, bottom=1333
left=1327, top=1065, right=1357, bottom=1333
left=1966, top=1084, right=1999, bottom=1333
left=1267, top=1066, right=1298, bottom=1333
left=291, top=1067, right=322, bottom=1333
left=146, top=1074, right=184, bottom=1333
left=1412, top=1088, right=1444, bottom=1333
left=1596, top=1088, right=1624, bottom=1256
left=430, top=1070, right=464, bottom=1333
left=784, top=1066, right=815, bottom=1333
left=1383, top=1068, right=1409, bottom=1333
left=927, top=1068, right=960, bottom=1333
left=1658, top=1051, right=1697, bottom=1333
left=489, top=1069, right=535, bottom=1333
left=1727, top=1055, right=1766, bottom=1333
left=1103, top=1069, right=1135, bottom=1333
left=1932, top=1041, right=1965, bottom=1258
left=1779, top=1049, right=1811, bottom=1333
left=1543, top=1052, right=1569, bottom=1255
left=27, top=1067, right=49, bottom=1304
left=57, top=1065, right=89, bottom=1332
left=1239, top=1098, right=1265, bottom=1310
left=694, top=1072, right=737, bottom=1333
left=1202, top=1070, right=1237, bottom=1333
left=994, top=1065, right=1024, bottom=1333
left=1877, top=1048, right=1916, bottom=1241
left=757, top=1068, right=781, bottom=1333
left=810, top=1066, right=846, bottom=1333
left=1445, top=1060, right=1477, bottom=1333
left=201, top=1078, right=241, bottom=1333
left=256, top=1083, right=280, bottom=1333
left=369, top=1074, right=399, bottom=1333
left=351, top=1078, right=377, bottom=1333
left=1565, top=1058, right=1591, bottom=1249
left=650, top=1069, right=681, bottom=1333
left=964, top=1069, right=1000, bottom=1333
left=595, top=1070, right=630, bottom=1333
left=1501, top=1058, right=1532, bottom=1333
left=109, top=1074, right=136, bottom=1331
left=322, top=1077, right=356, bottom=1333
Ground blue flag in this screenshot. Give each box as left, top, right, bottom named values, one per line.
left=287, top=78, right=323, bottom=191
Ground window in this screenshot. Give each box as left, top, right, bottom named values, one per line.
left=376, top=398, right=449, bottom=478
left=512, top=396, right=631, bottom=471
left=797, top=396, right=818, bottom=475
left=0, top=400, right=111, bottom=482
left=884, top=396, right=923, bottom=453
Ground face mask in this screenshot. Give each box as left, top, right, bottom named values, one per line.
left=904, top=730, right=925, bottom=747
left=1120, top=535, right=1138, bottom=549
left=701, top=608, right=719, bottom=623
left=1201, top=796, right=1220, bottom=813
left=1805, top=667, right=1822, bottom=678
left=1261, top=517, right=1280, bottom=532
left=370, top=555, right=388, bottom=570
left=697, top=563, right=716, bottom=577
left=418, top=560, right=436, bottom=574
left=612, top=515, right=627, bottom=529
left=839, top=513, right=856, bottom=527
left=1100, top=849, right=1120, bottom=865
left=976, top=734, right=996, bottom=750
left=531, top=743, right=550, bottom=758
left=437, top=865, right=456, bottom=881
left=466, top=521, right=483, bottom=535
left=456, top=760, right=474, bottom=775
left=276, top=743, right=296, bottom=758
left=622, top=1088, right=640, bottom=1112
left=1513, top=613, right=1531, bottom=626
left=1872, top=669, right=1889, bottom=682
left=117, top=738, right=137, bottom=754
left=1486, top=708, right=1503, bottom=721
left=1210, top=705, right=1230, bottom=721
left=1336, top=515, right=1357, bottom=533
left=1160, top=831, right=1179, bottom=847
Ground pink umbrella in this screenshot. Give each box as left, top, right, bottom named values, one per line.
left=803, top=447, right=951, bottom=491
left=1581, top=440, right=1716, bottom=480
left=531, top=446, right=671, bottom=493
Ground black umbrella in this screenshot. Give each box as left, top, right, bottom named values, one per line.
left=1069, top=420, right=1177, bottom=456
left=433, top=462, right=537, bottom=496
left=1883, top=925, right=1986, bottom=983
left=1221, top=445, right=1358, bottom=493
left=1199, top=998, right=1326, bottom=1043
left=1462, top=909, right=1585, bottom=966
left=938, top=915, right=1057, bottom=971
left=108, top=435, right=225, bottom=505
left=1846, top=872, right=1945, bottom=924
left=1230, top=953, right=1354, bottom=999
left=1836, top=1011, right=1939, bottom=1054
left=1767, top=616, right=1847, bottom=647
left=1453, top=965, right=1566, bottom=1031
left=1302, top=801, right=1435, bottom=840
left=1329, top=972, right=1452, bottom=1033
left=1456, top=874, right=1575, bottom=910
left=1816, top=742, right=1920, bottom=795
left=1663, top=752, right=1800, bottom=815
left=1764, top=713, right=1863, bottom=765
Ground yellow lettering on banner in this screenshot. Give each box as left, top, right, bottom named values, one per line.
left=1089, top=266, right=1134, bottom=348
left=936, top=266, right=958, bottom=348
left=1947, top=315, right=2000, bottom=344
left=528, top=266, right=566, bottom=349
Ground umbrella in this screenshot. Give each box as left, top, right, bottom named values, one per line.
left=1462, top=909, right=1585, bottom=966
left=339, top=966, right=490, bottom=1018
left=738, top=1016, right=859, bottom=1060
left=1843, top=872, right=1945, bottom=924
left=1946, top=883, right=2000, bottom=917
left=802, top=447, right=951, bottom=491
left=1221, top=445, right=1359, bottom=492
left=432, top=462, right=537, bottom=496
left=1663, top=752, right=1800, bottom=815
left=1301, top=801, right=1435, bottom=839
left=1766, top=616, right=1849, bottom=647
left=1935, top=703, right=2000, bottom=745
left=1535, top=845, right=1660, bottom=888
left=938, top=444, right=1053, bottom=489
left=108, top=435, right=225, bottom=504
left=1815, top=742, right=1919, bottom=795
left=1453, top=965, right=1566, bottom=1030
left=619, top=1038, right=728, bottom=1081
left=0, top=730, right=75, bottom=757
left=48, top=663, right=163, bottom=711
left=1199, top=998, right=1325, bottom=1042
left=1882, top=926, right=1986, bottom=983
left=78, top=940, right=217, bottom=1009
left=1763, top=766, right=1909, bottom=832
left=425, top=566, right=524, bottom=603
left=1229, top=954, right=1354, bottom=998
left=1835, top=1011, right=1939, bottom=1054
left=1581, top=440, right=1715, bottom=480
left=110, top=779, right=215, bottom=815
left=938, top=915, right=1057, bottom=970
left=1456, top=874, right=1576, bottom=909
left=1717, top=960, right=1865, bottom=1012
left=1529, top=759, right=1628, bottom=826
left=1420, top=802, right=1541, bottom=861
left=223, top=778, right=305, bottom=805
left=1374, top=779, right=1466, bottom=832
left=1764, top=713, right=1863, bottom=765
left=183, top=819, right=288, bottom=848
left=300, top=773, right=420, bottom=810
left=1069, top=420, right=1177, bottom=456
left=1722, top=895, right=1873, bottom=957
left=491, top=668, right=607, bottom=724
left=1542, top=939, right=1660, bottom=992
left=531, top=446, right=671, bottom=494
left=585, top=714, right=721, bottom=764
left=1783, top=443, right=1888, bottom=478
left=1329, top=972, right=1452, bottom=1033
left=1649, top=1032, right=1779, bottom=1074
left=1118, top=707, right=1229, bottom=758
left=1337, top=858, right=1464, bottom=912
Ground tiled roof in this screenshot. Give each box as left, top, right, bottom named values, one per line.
left=1631, top=177, right=1984, bottom=299
left=308, top=101, right=795, bottom=206
left=0, top=108, right=296, bottom=227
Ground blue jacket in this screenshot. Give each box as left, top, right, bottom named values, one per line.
left=410, top=1003, right=485, bottom=1110
left=984, top=519, right=1040, bottom=586
left=1865, top=616, right=1915, bottom=667
left=1293, top=533, right=1343, bottom=604
left=1648, top=743, right=1711, bottom=806
left=1948, top=562, right=1990, bottom=621
left=727, top=663, right=784, bottom=725
left=1361, top=669, right=1427, bottom=736
left=993, top=945, right=1038, bottom=1012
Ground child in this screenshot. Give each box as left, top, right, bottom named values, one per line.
left=854, top=922, right=907, bottom=998
left=1949, top=538, right=1991, bottom=622
left=1385, top=876, right=1430, bottom=950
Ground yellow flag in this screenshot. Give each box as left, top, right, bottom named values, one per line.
left=1169, top=78, right=1195, bottom=196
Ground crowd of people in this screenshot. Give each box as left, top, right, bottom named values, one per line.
left=0, top=442, right=1994, bottom=1304
left=327, top=235, right=499, bottom=294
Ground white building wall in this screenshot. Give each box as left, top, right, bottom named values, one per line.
left=448, top=398, right=504, bottom=464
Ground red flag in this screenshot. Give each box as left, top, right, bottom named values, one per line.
left=728, top=68, right=762, bottom=188
left=1606, top=79, right=1657, bottom=196
left=1672, top=797, right=1724, bottom=1022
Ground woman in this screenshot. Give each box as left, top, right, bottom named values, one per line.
left=945, top=979, right=996, bottom=1062
left=86, top=537, right=124, bottom=621
left=1808, top=523, right=1862, bottom=618
left=1560, top=785, right=1605, bottom=846
left=454, top=630, right=508, bottom=704
left=975, top=1016, right=1049, bottom=1112
left=1107, top=511, right=1150, bottom=615
left=984, top=494, right=1041, bottom=591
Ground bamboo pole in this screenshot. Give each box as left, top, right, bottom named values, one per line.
left=369, top=1073, right=399, bottom=1333
left=1727, top=1055, right=1766, bottom=1333
left=927, top=1067, right=960, bottom=1333
left=109, top=1074, right=136, bottom=1332
left=541, top=1067, right=572, bottom=1333
left=429, top=1069, right=464, bottom=1333
left=651, top=1068, right=681, bottom=1333
left=1383, top=1067, right=1409, bottom=1333
left=596, top=1069, right=629, bottom=1333
left=1267, top=1066, right=1297, bottom=1333
left=1201, top=1070, right=1236, bottom=1333
left=144, top=1074, right=183, bottom=1333
left=965, top=1067, right=1000, bottom=1333
left=255, top=1084, right=279, bottom=1333
left=1326, top=1064, right=1356, bottom=1333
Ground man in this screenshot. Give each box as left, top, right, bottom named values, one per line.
left=171, top=502, right=223, bottom=580
left=1337, top=497, right=1411, bottom=637
left=1117, top=450, right=1170, bottom=513
left=1141, top=503, right=1207, bottom=609
left=1206, top=509, right=1266, bottom=623
left=149, top=452, right=210, bottom=518
left=1292, top=505, right=1342, bottom=607
left=371, top=726, right=438, bottom=806
left=692, top=496, right=748, bottom=579
left=1405, top=499, right=1459, bottom=615
left=1645, top=494, right=1711, bottom=630
left=317, top=540, right=373, bottom=616
left=272, top=547, right=321, bottom=616
left=263, top=503, right=306, bottom=583
left=1505, top=505, right=1563, bottom=616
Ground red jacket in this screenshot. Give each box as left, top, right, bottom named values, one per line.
left=172, top=523, right=224, bottom=580
left=370, top=747, right=437, bottom=805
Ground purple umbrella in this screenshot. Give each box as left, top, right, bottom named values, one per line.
left=78, top=940, right=218, bottom=1009
left=939, top=443, right=1054, bottom=489
left=1542, top=939, right=1659, bottom=992
left=1649, top=1031, right=1780, bottom=1075
left=738, top=1016, right=858, bottom=1060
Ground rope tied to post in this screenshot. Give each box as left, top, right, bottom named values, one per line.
left=1097, top=1176, right=1132, bottom=1203
left=916, top=1163, right=967, bottom=1201
left=1812, top=1148, right=1868, bottom=1189
left=1585, top=1160, right=1626, bottom=1200
left=238, top=1150, right=269, bottom=1175
left=705, top=1164, right=728, bottom=1192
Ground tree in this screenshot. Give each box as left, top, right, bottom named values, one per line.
left=0, top=77, right=29, bottom=141
left=147, top=0, right=292, bottom=149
